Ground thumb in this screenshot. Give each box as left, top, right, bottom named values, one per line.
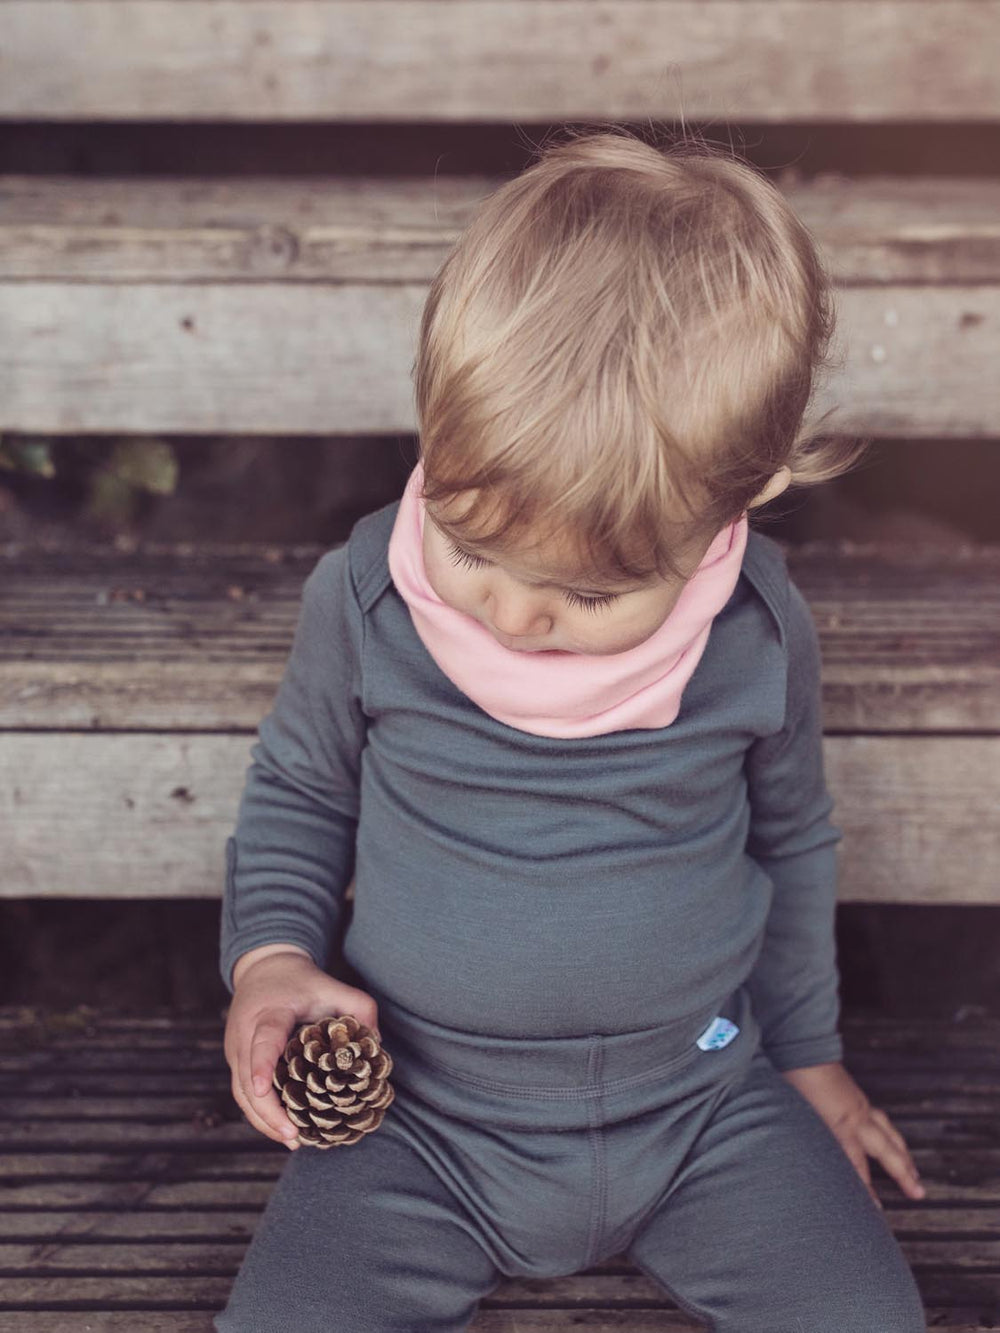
left=316, top=978, right=381, bottom=1042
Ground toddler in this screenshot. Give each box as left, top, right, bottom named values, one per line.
left=216, top=128, right=927, bottom=1332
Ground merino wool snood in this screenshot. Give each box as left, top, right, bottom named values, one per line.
left=387, top=461, right=748, bottom=738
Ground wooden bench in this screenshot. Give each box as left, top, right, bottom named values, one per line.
left=2, top=2, right=999, bottom=1328
left=2, top=1005, right=1000, bottom=1332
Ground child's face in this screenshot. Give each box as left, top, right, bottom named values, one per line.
left=423, top=495, right=718, bottom=656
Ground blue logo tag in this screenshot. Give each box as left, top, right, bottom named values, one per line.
left=696, top=1016, right=740, bottom=1051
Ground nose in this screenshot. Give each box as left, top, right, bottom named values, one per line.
left=486, top=583, right=553, bottom=638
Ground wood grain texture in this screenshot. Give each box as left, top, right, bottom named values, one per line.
left=2, top=3, right=999, bottom=122
left=1, top=731, right=997, bottom=900
left=4, top=175, right=1000, bottom=286
left=1, top=280, right=998, bottom=436
left=3, top=541, right=999, bottom=731
left=0, top=1011, right=998, bottom=1330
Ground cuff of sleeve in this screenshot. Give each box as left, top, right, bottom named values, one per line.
left=763, top=1031, right=844, bottom=1073
left=219, top=931, right=326, bottom=995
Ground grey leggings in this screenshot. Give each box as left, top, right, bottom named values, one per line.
left=215, top=984, right=925, bottom=1332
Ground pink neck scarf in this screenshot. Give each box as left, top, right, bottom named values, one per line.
left=387, top=462, right=748, bottom=738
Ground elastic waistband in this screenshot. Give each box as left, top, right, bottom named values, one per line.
left=372, top=986, right=752, bottom=1094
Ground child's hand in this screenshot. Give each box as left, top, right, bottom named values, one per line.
left=780, top=1061, right=925, bottom=1209
left=224, top=945, right=381, bottom=1148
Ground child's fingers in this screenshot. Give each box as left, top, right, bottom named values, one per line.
left=863, top=1118, right=926, bottom=1201
left=243, top=1014, right=300, bottom=1143
left=230, top=1070, right=297, bottom=1148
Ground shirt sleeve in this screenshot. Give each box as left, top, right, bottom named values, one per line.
left=219, top=545, right=367, bottom=993
left=743, top=579, right=845, bottom=1072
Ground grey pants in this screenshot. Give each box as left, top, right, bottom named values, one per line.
left=215, top=984, right=925, bottom=1332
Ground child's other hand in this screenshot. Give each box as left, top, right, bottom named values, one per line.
left=780, top=1061, right=926, bottom=1209
left=224, top=945, right=381, bottom=1149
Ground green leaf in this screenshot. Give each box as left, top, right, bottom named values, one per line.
left=107, top=437, right=178, bottom=495
left=0, top=438, right=56, bottom=478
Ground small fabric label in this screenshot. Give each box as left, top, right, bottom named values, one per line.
left=696, top=1016, right=740, bottom=1051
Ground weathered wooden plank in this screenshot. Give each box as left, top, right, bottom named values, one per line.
left=3, top=1204, right=999, bottom=1242
left=3, top=3, right=999, bottom=123
left=3, top=733, right=998, bottom=901
left=3, top=1204, right=998, bottom=1242
left=0, top=1315, right=705, bottom=1333
left=0, top=282, right=424, bottom=435
left=4, top=175, right=1000, bottom=287
left=0, top=1267, right=993, bottom=1314
left=0, top=1318, right=699, bottom=1333
left=15, top=1178, right=994, bottom=1219
left=0, top=1180, right=274, bottom=1209
left=1, top=1235, right=997, bottom=1274
left=4, top=542, right=999, bottom=732
left=2, top=282, right=999, bottom=435
left=0, top=1273, right=992, bottom=1329
left=0, top=1151, right=284, bottom=1180
left=0, top=1125, right=261, bottom=1148
left=0, top=1320, right=222, bottom=1333
left=0, top=1320, right=977, bottom=1333
left=0, top=1213, right=258, bottom=1241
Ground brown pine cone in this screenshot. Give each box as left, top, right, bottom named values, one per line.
left=272, top=1013, right=395, bottom=1148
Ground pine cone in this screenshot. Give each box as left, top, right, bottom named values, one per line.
left=273, top=1014, right=395, bottom=1147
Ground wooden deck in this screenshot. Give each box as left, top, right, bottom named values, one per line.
left=0, top=1007, right=998, bottom=1331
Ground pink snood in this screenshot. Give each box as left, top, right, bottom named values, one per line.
left=387, top=462, right=748, bottom=738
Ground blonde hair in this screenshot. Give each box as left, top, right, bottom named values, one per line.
left=413, top=125, right=868, bottom=582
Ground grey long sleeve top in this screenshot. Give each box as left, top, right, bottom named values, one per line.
left=221, top=500, right=844, bottom=1072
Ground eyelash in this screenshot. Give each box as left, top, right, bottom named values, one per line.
left=445, top=541, right=621, bottom=613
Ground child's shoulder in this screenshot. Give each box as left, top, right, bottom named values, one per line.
left=740, top=527, right=819, bottom=661
left=739, top=528, right=795, bottom=654
left=339, top=498, right=400, bottom=612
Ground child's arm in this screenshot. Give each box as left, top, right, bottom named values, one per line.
left=743, top=580, right=843, bottom=1074
left=220, top=546, right=372, bottom=1140
left=220, top=546, right=366, bottom=991
left=743, top=581, right=923, bottom=1203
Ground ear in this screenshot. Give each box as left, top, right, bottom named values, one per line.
left=747, top=466, right=792, bottom=510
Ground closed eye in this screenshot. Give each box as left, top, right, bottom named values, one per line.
left=562, top=590, right=621, bottom=613
left=446, top=541, right=492, bottom=572
left=446, top=541, right=621, bottom=613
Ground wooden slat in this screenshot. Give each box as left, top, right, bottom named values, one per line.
left=4, top=175, right=1000, bottom=287
left=3, top=3, right=1000, bottom=123
left=2, top=280, right=999, bottom=436
left=4, top=1235, right=1000, bottom=1275
left=0, top=1322, right=993, bottom=1333
left=0, top=1319, right=702, bottom=1333
left=2, top=1236, right=999, bottom=1274
left=0, top=1275, right=992, bottom=1329
left=0, top=1181, right=274, bottom=1209
left=2, top=731, right=998, bottom=901
left=0, top=1315, right=704, bottom=1333
left=3, top=1204, right=999, bottom=1242
left=0, top=281, right=424, bottom=435
left=3, top=542, right=998, bottom=732
left=0, top=1213, right=259, bottom=1240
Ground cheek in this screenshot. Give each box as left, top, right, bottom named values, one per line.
left=566, top=595, right=678, bottom=654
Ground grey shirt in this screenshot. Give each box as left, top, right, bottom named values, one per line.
left=221, top=499, right=844, bottom=1072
